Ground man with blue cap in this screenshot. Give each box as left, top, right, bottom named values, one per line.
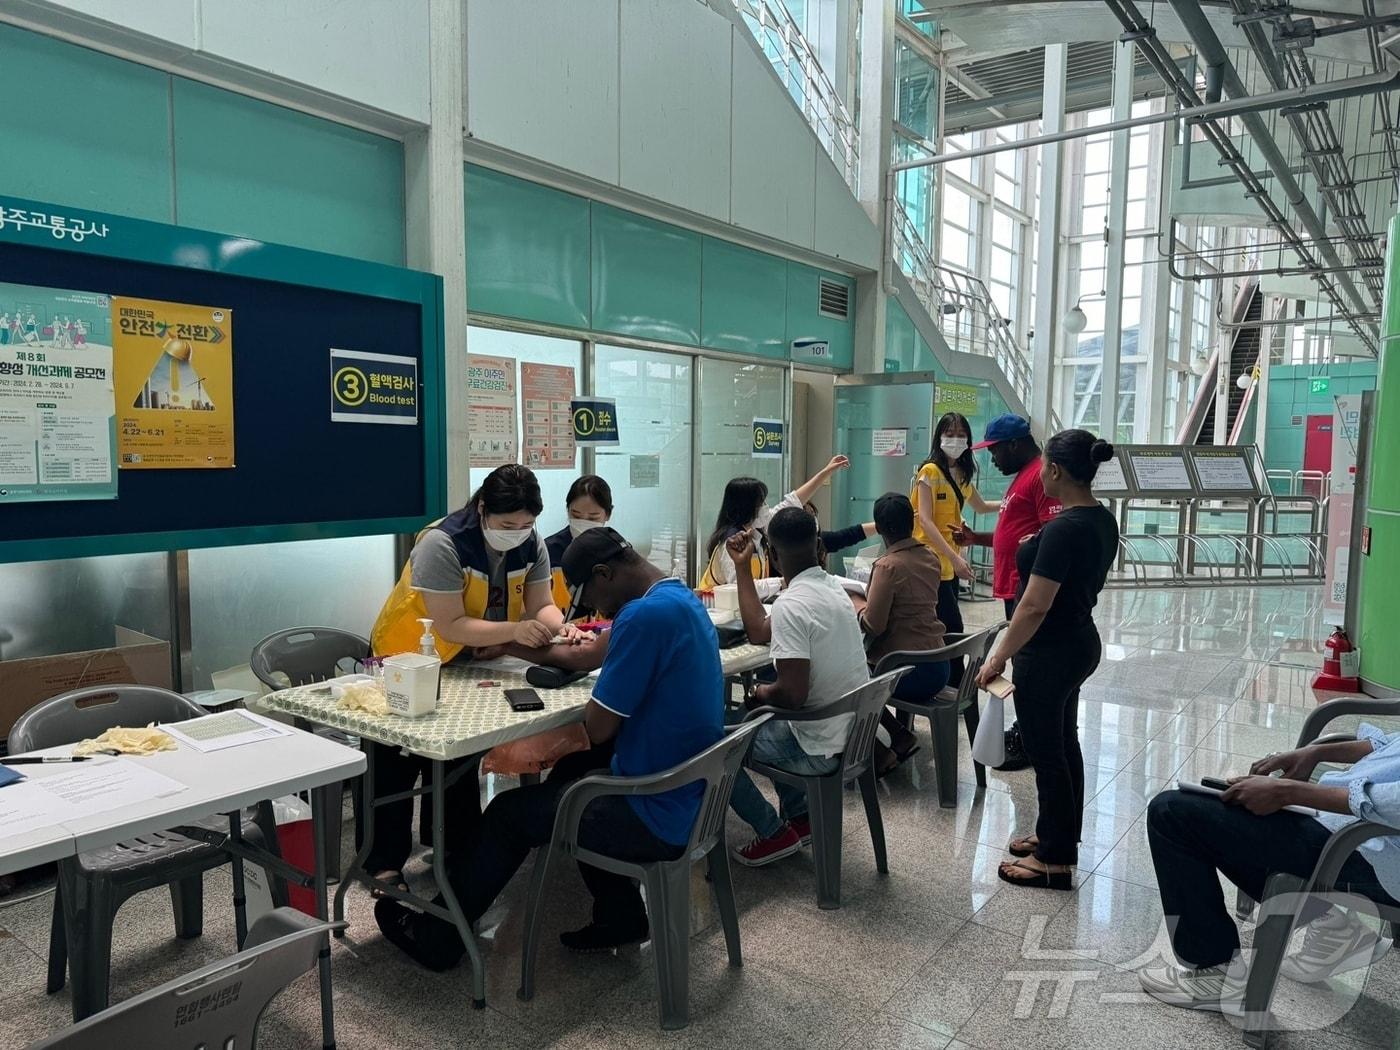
left=954, top=413, right=1060, bottom=770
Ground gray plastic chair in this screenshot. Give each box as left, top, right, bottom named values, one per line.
left=517, top=715, right=771, bottom=1031
left=873, top=623, right=1007, bottom=808
left=250, top=627, right=370, bottom=874
left=743, top=669, right=908, bottom=910
left=1225, top=694, right=1400, bottom=1048
left=26, top=908, right=344, bottom=1050
left=9, top=685, right=280, bottom=1022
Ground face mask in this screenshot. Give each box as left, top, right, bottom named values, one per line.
left=568, top=516, right=604, bottom=539
left=941, top=437, right=969, bottom=459
left=752, top=506, right=775, bottom=531
left=482, top=526, right=533, bottom=552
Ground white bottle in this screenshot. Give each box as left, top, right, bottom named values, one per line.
left=671, top=556, right=686, bottom=583
left=417, top=618, right=436, bottom=656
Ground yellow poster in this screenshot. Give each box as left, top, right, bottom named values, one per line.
left=111, top=297, right=234, bottom=469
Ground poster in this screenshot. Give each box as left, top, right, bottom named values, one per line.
left=630, top=454, right=660, bottom=489
left=934, top=382, right=980, bottom=418
left=1323, top=394, right=1362, bottom=626
left=1190, top=449, right=1254, bottom=492
left=112, top=296, right=234, bottom=469
left=1092, top=453, right=1128, bottom=494
left=1128, top=449, right=1192, bottom=492
left=466, top=354, right=517, bottom=467
left=752, top=418, right=784, bottom=459
left=872, top=428, right=908, bottom=457
left=0, top=282, right=117, bottom=503
left=520, top=362, right=576, bottom=469
left=571, top=397, right=619, bottom=447
left=330, top=349, right=418, bottom=425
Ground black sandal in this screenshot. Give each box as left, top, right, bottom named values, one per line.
left=997, top=856, right=1073, bottom=891
left=1008, top=835, right=1039, bottom=858
left=370, top=869, right=408, bottom=899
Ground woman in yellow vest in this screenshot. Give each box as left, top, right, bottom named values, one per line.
left=543, top=475, right=612, bottom=612
left=910, top=412, right=1001, bottom=681
left=364, top=464, right=585, bottom=895
left=700, top=455, right=852, bottom=589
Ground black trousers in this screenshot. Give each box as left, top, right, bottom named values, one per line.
left=1147, top=789, right=1398, bottom=968
left=936, top=578, right=965, bottom=687
left=1011, top=629, right=1101, bottom=865
left=434, top=742, right=683, bottom=936
left=361, top=743, right=482, bottom=873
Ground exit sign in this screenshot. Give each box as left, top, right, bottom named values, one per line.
left=1310, top=376, right=1330, bottom=394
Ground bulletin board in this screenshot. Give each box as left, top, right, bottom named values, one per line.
left=0, top=194, right=445, bottom=563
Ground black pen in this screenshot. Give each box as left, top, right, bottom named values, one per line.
left=3, top=756, right=92, bottom=765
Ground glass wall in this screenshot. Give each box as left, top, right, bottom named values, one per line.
left=593, top=345, right=693, bottom=575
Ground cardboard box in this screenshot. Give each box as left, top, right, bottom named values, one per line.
left=0, top=627, right=172, bottom=742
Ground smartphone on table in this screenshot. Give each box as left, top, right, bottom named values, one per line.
left=504, top=688, right=545, bottom=712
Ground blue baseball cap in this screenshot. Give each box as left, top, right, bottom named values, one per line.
left=972, top=413, right=1032, bottom=450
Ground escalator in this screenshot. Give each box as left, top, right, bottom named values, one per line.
left=1178, top=278, right=1263, bottom=445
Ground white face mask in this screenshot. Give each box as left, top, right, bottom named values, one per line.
left=752, top=505, right=775, bottom=531
left=941, top=437, right=969, bottom=459
left=568, top=516, right=605, bottom=539
left=482, top=525, right=533, bottom=552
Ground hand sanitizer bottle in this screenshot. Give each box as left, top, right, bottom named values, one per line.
left=417, top=618, right=436, bottom=657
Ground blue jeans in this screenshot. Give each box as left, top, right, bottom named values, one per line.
left=727, top=718, right=839, bottom=839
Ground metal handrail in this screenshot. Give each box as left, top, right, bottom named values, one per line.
left=730, top=0, right=859, bottom=190
left=891, top=203, right=1034, bottom=405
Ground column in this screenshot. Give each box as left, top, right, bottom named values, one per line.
left=1031, top=44, right=1068, bottom=431
left=1357, top=212, right=1400, bottom=692
left=1143, top=108, right=1175, bottom=441
left=853, top=0, right=894, bottom=374
left=406, top=0, right=469, bottom=507
left=1099, top=40, right=1134, bottom=442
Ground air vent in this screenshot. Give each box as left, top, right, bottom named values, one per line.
left=818, top=278, right=850, bottom=320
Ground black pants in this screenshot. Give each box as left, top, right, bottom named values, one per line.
left=433, top=742, right=683, bottom=938
left=936, top=579, right=965, bottom=687
left=1148, top=789, right=1398, bottom=968
left=361, top=743, right=482, bottom=873
left=1011, top=630, right=1100, bottom=865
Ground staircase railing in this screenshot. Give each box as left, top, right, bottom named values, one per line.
left=891, top=203, right=1034, bottom=406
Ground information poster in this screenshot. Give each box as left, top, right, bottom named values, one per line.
left=1324, top=395, right=1362, bottom=626
left=872, top=428, right=908, bottom=457
left=1092, top=454, right=1129, bottom=495
left=330, top=349, right=418, bottom=425
left=1128, top=449, right=1192, bottom=493
left=111, top=296, right=234, bottom=469
left=1189, top=449, right=1255, bottom=493
left=752, top=418, right=784, bottom=459
left=630, top=454, right=660, bottom=489
left=466, top=354, right=517, bottom=467
left=571, top=397, right=619, bottom=447
left=520, top=362, right=576, bottom=469
left=0, top=282, right=117, bottom=503
left=934, top=382, right=980, bottom=418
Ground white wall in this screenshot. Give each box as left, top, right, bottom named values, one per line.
left=462, top=0, right=881, bottom=270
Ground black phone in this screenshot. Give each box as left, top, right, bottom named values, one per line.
left=1201, top=775, right=1231, bottom=792
left=504, top=688, right=545, bottom=712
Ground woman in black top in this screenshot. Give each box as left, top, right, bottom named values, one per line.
left=976, top=429, right=1119, bottom=890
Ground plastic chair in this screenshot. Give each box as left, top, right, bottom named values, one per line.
left=873, top=622, right=1007, bottom=809
left=26, top=908, right=344, bottom=1050
left=1226, top=694, right=1400, bottom=1048
left=742, top=669, right=909, bottom=910
left=250, top=627, right=371, bottom=875
left=517, top=716, right=771, bottom=1031
left=9, top=685, right=280, bottom=1022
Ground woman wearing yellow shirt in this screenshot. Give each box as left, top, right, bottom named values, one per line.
left=910, top=412, right=1001, bottom=681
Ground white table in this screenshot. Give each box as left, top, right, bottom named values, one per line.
left=0, top=725, right=364, bottom=1049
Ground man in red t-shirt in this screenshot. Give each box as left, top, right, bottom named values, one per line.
left=954, top=413, right=1060, bottom=770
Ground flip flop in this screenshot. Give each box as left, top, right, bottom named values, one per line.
left=1008, top=835, right=1039, bottom=857
left=997, top=856, right=1073, bottom=891
left=370, top=869, right=409, bottom=899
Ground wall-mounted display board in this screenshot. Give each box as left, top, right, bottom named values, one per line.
left=1185, top=446, right=1263, bottom=498
left=1124, top=445, right=1197, bottom=499
left=0, top=194, right=445, bottom=563
left=1091, top=446, right=1133, bottom=498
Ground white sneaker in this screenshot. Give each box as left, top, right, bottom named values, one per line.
left=1138, top=961, right=1243, bottom=1012
left=1279, top=909, right=1393, bottom=984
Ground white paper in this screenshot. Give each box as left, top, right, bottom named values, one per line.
left=0, top=779, right=77, bottom=841
left=35, top=758, right=187, bottom=813
left=1129, top=451, right=1192, bottom=492
left=1092, top=455, right=1128, bottom=493
left=1190, top=452, right=1254, bottom=492
left=160, top=710, right=292, bottom=753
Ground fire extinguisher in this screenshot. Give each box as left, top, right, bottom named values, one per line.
left=1313, top=627, right=1361, bottom=693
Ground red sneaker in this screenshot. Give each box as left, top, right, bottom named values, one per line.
left=788, top=815, right=812, bottom=845
left=734, top=823, right=802, bottom=866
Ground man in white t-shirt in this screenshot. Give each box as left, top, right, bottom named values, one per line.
left=725, top=507, right=870, bottom=866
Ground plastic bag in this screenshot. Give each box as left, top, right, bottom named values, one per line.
left=482, top=724, right=590, bottom=776
left=971, top=692, right=1006, bottom=768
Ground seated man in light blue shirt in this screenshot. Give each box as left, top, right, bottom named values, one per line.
left=1139, top=723, right=1400, bottom=1010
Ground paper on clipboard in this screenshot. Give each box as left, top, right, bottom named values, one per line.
left=161, top=710, right=292, bottom=753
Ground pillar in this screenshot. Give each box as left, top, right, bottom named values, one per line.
left=1031, top=44, right=1068, bottom=432
left=1099, top=40, right=1134, bottom=442
left=1358, top=213, right=1400, bottom=691
left=853, top=0, right=894, bottom=375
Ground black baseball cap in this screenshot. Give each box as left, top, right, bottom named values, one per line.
left=560, top=527, right=633, bottom=616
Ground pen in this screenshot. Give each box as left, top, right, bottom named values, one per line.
left=3, top=756, right=92, bottom=765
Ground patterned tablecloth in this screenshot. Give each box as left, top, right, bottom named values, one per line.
left=252, top=644, right=772, bottom=763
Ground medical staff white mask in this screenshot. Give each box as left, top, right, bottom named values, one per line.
left=568, top=516, right=605, bottom=539
left=941, top=437, right=969, bottom=459
left=483, top=526, right=533, bottom=552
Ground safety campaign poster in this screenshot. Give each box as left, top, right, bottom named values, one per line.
left=0, top=282, right=118, bottom=503
left=111, top=297, right=235, bottom=469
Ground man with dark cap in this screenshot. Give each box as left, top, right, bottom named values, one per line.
left=375, top=527, right=724, bottom=967
left=954, top=413, right=1060, bottom=771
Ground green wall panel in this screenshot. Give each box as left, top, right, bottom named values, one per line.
left=172, top=78, right=404, bottom=265
left=466, top=165, right=590, bottom=328
left=786, top=264, right=854, bottom=369
left=884, top=297, right=917, bottom=372
left=592, top=205, right=701, bottom=345
left=0, top=27, right=172, bottom=222
left=701, top=239, right=787, bottom=358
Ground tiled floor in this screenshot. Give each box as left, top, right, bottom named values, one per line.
left=4, top=584, right=1397, bottom=1049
